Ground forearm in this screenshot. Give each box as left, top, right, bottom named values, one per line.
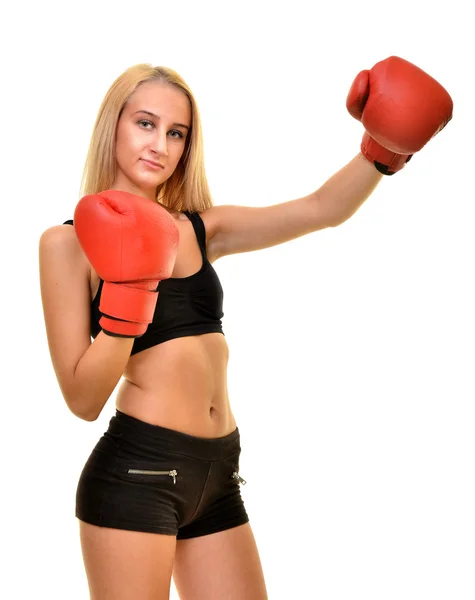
left=67, top=332, right=134, bottom=421
left=315, top=153, right=383, bottom=227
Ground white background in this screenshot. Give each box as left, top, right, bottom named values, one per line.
left=1, top=0, right=473, bottom=598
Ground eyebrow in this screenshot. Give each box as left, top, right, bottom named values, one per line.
left=133, top=110, right=190, bottom=130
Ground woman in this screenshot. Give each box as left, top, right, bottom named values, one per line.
left=39, top=59, right=452, bottom=599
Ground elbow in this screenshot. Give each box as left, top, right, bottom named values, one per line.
left=315, top=197, right=363, bottom=229
left=314, top=209, right=347, bottom=230
left=76, top=410, right=100, bottom=422
left=71, top=403, right=100, bottom=422
left=326, top=216, right=346, bottom=228
left=327, top=210, right=357, bottom=228
left=64, top=392, right=101, bottom=422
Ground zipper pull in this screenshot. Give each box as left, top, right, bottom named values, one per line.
left=232, top=471, right=247, bottom=485
left=169, top=470, right=177, bottom=484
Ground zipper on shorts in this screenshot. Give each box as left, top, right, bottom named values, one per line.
left=127, top=468, right=178, bottom=484
left=231, top=471, right=247, bottom=485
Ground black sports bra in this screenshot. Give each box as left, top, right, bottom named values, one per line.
left=64, top=210, right=224, bottom=355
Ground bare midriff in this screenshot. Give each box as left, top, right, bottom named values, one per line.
left=117, top=332, right=236, bottom=438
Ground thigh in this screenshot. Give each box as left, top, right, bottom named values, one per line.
left=173, top=523, right=268, bottom=600
left=79, top=520, right=176, bottom=600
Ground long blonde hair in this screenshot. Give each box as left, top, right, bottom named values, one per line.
left=80, top=64, right=213, bottom=212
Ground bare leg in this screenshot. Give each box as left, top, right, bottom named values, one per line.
left=79, top=520, right=177, bottom=600
left=173, top=523, right=267, bottom=600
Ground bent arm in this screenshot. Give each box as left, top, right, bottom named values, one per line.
left=39, top=225, right=133, bottom=421
left=69, top=332, right=133, bottom=421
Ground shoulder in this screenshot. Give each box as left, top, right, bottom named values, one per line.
left=39, top=223, right=90, bottom=279
left=198, top=206, right=222, bottom=241
left=39, top=223, right=80, bottom=255
left=196, top=206, right=231, bottom=262
left=183, top=206, right=238, bottom=260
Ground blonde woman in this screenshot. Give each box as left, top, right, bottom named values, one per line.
left=39, top=58, right=452, bottom=599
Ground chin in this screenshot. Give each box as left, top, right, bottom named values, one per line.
left=129, top=174, right=165, bottom=193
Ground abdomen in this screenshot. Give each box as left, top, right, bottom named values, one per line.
left=116, top=333, right=235, bottom=437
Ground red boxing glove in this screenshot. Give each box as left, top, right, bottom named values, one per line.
left=346, top=56, right=453, bottom=175
left=74, top=190, right=179, bottom=338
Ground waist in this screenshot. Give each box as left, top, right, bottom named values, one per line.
left=107, top=409, right=240, bottom=461
left=117, top=333, right=234, bottom=437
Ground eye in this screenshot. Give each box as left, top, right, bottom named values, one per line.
left=138, top=119, right=154, bottom=129
left=169, top=130, right=185, bottom=139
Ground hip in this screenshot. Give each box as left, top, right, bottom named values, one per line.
left=76, top=410, right=247, bottom=536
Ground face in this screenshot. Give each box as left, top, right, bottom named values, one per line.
left=112, top=81, right=191, bottom=200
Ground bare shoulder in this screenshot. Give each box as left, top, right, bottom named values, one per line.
left=39, top=223, right=93, bottom=283
left=198, top=204, right=262, bottom=261
left=39, top=223, right=83, bottom=259
left=39, top=223, right=91, bottom=321
left=199, top=206, right=230, bottom=261
left=199, top=205, right=223, bottom=239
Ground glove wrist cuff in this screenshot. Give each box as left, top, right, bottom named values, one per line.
left=361, top=132, right=412, bottom=175
left=99, top=315, right=147, bottom=338
left=100, top=281, right=158, bottom=324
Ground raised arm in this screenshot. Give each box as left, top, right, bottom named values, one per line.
left=204, top=153, right=381, bottom=259
left=204, top=56, right=453, bottom=261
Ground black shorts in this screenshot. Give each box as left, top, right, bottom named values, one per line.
left=76, top=410, right=249, bottom=539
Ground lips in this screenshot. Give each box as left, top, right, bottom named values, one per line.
left=141, top=159, right=164, bottom=169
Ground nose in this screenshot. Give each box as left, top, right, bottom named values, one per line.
left=151, top=127, right=169, bottom=158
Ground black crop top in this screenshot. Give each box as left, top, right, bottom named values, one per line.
left=64, top=211, right=224, bottom=355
